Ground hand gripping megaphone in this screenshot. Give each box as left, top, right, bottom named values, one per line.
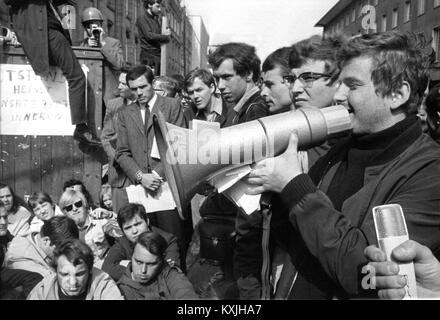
left=153, top=105, right=352, bottom=220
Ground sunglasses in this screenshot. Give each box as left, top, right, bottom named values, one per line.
left=63, top=200, right=83, bottom=212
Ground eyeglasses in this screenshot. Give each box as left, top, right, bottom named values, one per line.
left=282, top=72, right=332, bottom=88
left=63, top=200, right=83, bottom=212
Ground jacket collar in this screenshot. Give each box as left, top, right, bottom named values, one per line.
left=233, top=86, right=260, bottom=115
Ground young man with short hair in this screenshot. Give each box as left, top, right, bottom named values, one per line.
left=27, top=239, right=123, bottom=300
left=117, top=231, right=197, bottom=300
left=5, top=216, right=79, bottom=277
left=247, top=31, right=440, bottom=299
left=136, top=0, right=171, bottom=74
left=102, top=203, right=179, bottom=281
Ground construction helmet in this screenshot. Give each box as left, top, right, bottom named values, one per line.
left=81, top=7, right=104, bottom=25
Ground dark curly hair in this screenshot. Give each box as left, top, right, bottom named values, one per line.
left=208, top=42, right=261, bottom=83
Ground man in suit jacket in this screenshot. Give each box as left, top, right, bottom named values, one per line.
left=114, top=65, right=190, bottom=269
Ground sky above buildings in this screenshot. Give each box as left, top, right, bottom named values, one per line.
left=184, top=0, right=339, bottom=61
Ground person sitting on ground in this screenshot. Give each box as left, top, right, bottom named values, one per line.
left=117, top=231, right=198, bottom=300
left=27, top=192, right=64, bottom=234
left=99, top=186, right=113, bottom=212
left=0, top=202, right=43, bottom=299
left=63, top=179, right=96, bottom=210
left=0, top=183, right=31, bottom=237
left=5, top=216, right=79, bottom=278
left=27, top=239, right=123, bottom=300
left=102, top=203, right=179, bottom=282
left=59, top=189, right=122, bottom=269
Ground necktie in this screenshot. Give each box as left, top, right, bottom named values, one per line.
left=144, top=103, right=151, bottom=136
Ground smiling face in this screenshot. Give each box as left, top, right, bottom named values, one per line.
left=56, top=255, right=90, bottom=297
left=33, top=201, right=55, bottom=221
left=0, top=187, right=13, bottom=212
left=261, top=67, right=293, bottom=114
left=63, top=196, right=88, bottom=228
left=122, top=214, right=149, bottom=243
left=290, top=59, right=338, bottom=109
left=131, top=243, right=162, bottom=284
left=186, top=77, right=215, bottom=111
left=214, top=59, right=248, bottom=104
left=334, top=56, right=399, bottom=136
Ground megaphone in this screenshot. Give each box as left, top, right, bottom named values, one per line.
left=153, top=105, right=352, bottom=220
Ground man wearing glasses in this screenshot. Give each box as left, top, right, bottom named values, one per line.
left=247, top=31, right=440, bottom=299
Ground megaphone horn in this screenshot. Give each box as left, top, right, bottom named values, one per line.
left=153, top=105, right=352, bottom=220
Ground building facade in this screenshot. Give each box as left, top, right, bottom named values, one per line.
left=316, top=0, right=440, bottom=81
left=189, top=15, right=210, bottom=71
left=0, top=0, right=209, bottom=75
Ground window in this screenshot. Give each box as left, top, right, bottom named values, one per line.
left=435, top=0, right=440, bottom=8
left=381, top=15, right=387, bottom=32
left=346, top=14, right=350, bottom=26
left=351, top=8, right=356, bottom=22
left=418, top=0, right=425, bottom=15
left=392, top=8, right=398, bottom=28
left=358, top=3, right=363, bottom=18
left=404, top=1, right=411, bottom=22
left=434, top=27, right=440, bottom=61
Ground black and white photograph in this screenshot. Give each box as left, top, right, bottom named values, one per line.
left=0, top=0, right=440, bottom=309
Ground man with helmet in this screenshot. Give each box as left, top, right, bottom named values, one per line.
left=80, top=7, right=126, bottom=106
left=136, top=0, right=171, bottom=75
left=4, top=0, right=101, bottom=147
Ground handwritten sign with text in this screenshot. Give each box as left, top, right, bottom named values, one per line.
left=0, top=64, right=75, bottom=136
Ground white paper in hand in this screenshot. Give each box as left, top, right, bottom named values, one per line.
left=125, top=183, right=176, bottom=213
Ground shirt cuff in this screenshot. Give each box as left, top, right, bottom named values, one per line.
left=281, top=174, right=318, bottom=210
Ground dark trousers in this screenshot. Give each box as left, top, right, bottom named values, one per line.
left=48, top=28, right=87, bottom=125
left=0, top=268, right=43, bottom=299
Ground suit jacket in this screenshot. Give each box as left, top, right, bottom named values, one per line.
left=114, top=94, right=185, bottom=188
left=81, top=35, right=125, bottom=105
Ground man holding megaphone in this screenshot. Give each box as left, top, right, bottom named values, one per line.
left=246, top=31, right=440, bottom=300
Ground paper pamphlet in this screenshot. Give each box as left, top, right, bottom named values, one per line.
left=222, top=179, right=261, bottom=215
left=210, top=165, right=252, bottom=193
left=126, top=182, right=176, bottom=213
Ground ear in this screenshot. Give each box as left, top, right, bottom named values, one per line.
left=41, top=236, right=52, bottom=247
left=209, top=83, right=215, bottom=94
left=390, top=81, right=411, bottom=111
left=246, top=72, right=253, bottom=83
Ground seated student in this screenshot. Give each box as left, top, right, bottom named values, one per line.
left=0, top=183, right=31, bottom=237
left=27, top=192, right=64, bottom=234
left=102, top=203, right=179, bottom=281
left=27, top=239, right=123, bottom=300
left=63, top=179, right=96, bottom=210
left=0, top=204, right=43, bottom=299
left=59, top=189, right=123, bottom=269
left=99, top=184, right=113, bottom=212
left=5, top=216, right=79, bottom=278
left=117, top=231, right=198, bottom=300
